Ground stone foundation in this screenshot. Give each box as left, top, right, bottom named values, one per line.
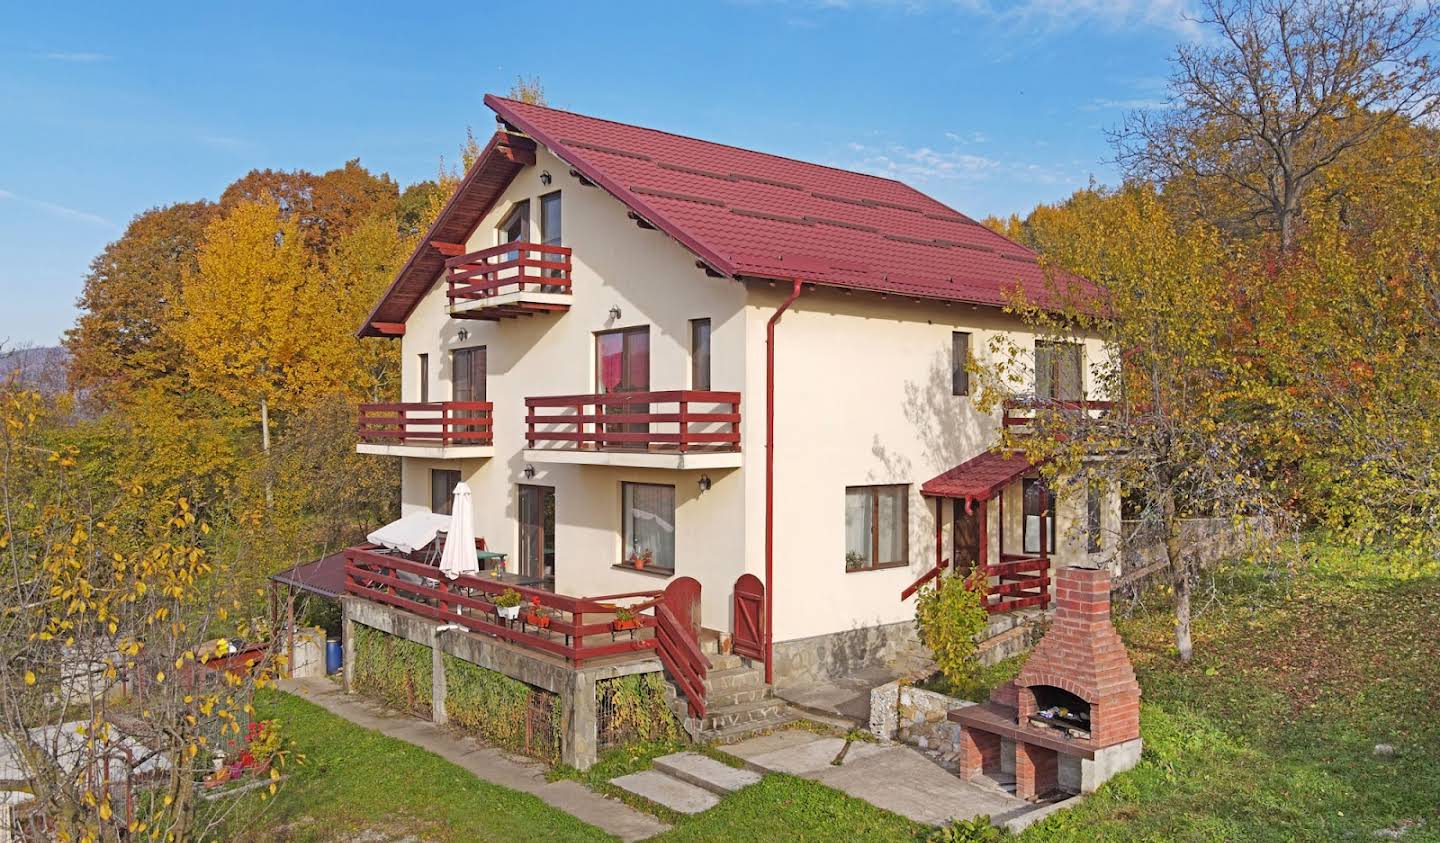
left=869, top=681, right=974, bottom=763
left=771, top=620, right=920, bottom=687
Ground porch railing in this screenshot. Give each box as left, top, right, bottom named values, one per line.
left=525, top=390, right=741, bottom=453
left=358, top=401, right=494, bottom=447
left=344, top=545, right=664, bottom=667
left=445, top=241, right=573, bottom=302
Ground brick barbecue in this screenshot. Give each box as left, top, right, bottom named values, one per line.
left=949, top=565, right=1143, bottom=800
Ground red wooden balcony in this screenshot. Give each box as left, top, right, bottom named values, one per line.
left=445, top=241, right=573, bottom=320
left=356, top=401, right=494, bottom=457
left=523, top=390, right=741, bottom=469
left=1003, top=398, right=1114, bottom=431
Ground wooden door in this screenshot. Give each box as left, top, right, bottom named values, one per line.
left=953, top=500, right=980, bottom=577
left=732, top=574, right=764, bottom=661
left=453, top=347, right=487, bottom=438
left=518, top=485, right=555, bottom=590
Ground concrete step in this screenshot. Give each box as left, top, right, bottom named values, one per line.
left=703, top=666, right=766, bottom=692
left=705, top=684, right=772, bottom=709
left=699, top=698, right=790, bottom=732
left=701, top=711, right=797, bottom=744
left=609, top=770, right=719, bottom=814
left=706, top=653, right=746, bottom=672
left=651, top=752, right=761, bottom=796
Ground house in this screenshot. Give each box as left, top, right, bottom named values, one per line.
left=337, top=95, right=1117, bottom=766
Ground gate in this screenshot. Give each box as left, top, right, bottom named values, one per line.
left=732, top=573, right=764, bottom=661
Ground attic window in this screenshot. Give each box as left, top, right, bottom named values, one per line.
left=499, top=200, right=530, bottom=245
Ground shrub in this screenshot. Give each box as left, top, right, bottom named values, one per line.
left=914, top=570, right=989, bottom=693
left=923, top=816, right=1008, bottom=841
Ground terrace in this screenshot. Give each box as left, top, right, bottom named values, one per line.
left=355, top=401, right=494, bottom=459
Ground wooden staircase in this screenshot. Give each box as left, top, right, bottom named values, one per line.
left=665, top=632, right=793, bottom=742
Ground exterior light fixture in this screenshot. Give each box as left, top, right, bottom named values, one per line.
left=609, top=305, right=623, bottom=321
left=523, top=464, right=536, bottom=479
left=698, top=474, right=712, bottom=494
left=540, top=170, right=552, bottom=185
left=457, top=328, right=469, bottom=341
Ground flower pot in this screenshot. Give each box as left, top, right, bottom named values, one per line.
left=612, top=618, right=639, bottom=632
left=525, top=613, right=551, bottom=629
left=497, top=604, right=520, bottom=621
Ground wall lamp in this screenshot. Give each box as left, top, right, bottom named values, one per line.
left=540, top=170, right=552, bottom=185
left=523, top=464, right=536, bottom=480
left=608, top=305, right=623, bottom=321
left=457, top=328, right=469, bottom=342
left=698, top=474, right=712, bottom=494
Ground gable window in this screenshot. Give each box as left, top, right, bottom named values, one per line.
left=540, top=191, right=564, bottom=292
left=845, top=485, right=908, bottom=571
left=430, top=469, right=462, bottom=516
left=1086, top=484, right=1103, bottom=554
left=1035, top=340, right=1083, bottom=401
left=1023, top=478, right=1056, bottom=555
left=418, top=353, right=429, bottom=403
left=621, top=482, right=675, bottom=574
left=952, top=331, right=971, bottom=396
left=690, top=318, right=712, bottom=390
left=499, top=200, right=530, bottom=244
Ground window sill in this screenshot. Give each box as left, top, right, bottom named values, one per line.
left=845, top=561, right=909, bottom=574
left=611, top=564, right=674, bottom=579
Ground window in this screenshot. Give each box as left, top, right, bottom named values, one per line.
left=452, top=347, right=486, bottom=402
left=498, top=200, right=530, bottom=244
left=690, top=318, right=712, bottom=390
left=1086, top=484, right=1103, bottom=554
left=418, top=354, right=429, bottom=403
left=1035, top=341, right=1083, bottom=401
left=430, top=469, right=462, bottom=515
left=540, top=192, right=564, bottom=291
left=845, top=485, right=909, bottom=571
left=1023, top=478, right=1056, bottom=555
left=952, top=332, right=971, bottom=396
left=621, top=483, right=675, bottom=574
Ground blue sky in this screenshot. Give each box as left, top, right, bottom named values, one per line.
left=0, top=1, right=1189, bottom=347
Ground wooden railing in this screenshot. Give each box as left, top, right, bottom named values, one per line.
left=981, top=554, right=1050, bottom=613
left=344, top=545, right=664, bottom=667
left=1003, top=398, right=1114, bottom=429
left=445, top=241, right=572, bottom=302
left=900, top=557, right=949, bottom=601
left=358, top=401, right=493, bottom=447
left=525, top=390, right=741, bottom=453
left=653, top=601, right=710, bottom=718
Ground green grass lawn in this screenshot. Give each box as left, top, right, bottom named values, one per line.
left=239, top=690, right=615, bottom=842
left=1018, top=546, right=1440, bottom=842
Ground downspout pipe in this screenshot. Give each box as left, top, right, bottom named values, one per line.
left=764, top=278, right=804, bottom=685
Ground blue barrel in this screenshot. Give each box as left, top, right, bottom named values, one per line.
left=325, top=638, right=343, bottom=674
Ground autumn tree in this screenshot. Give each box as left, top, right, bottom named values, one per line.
left=976, top=185, right=1280, bottom=661
left=219, top=160, right=399, bottom=257
left=0, top=377, right=287, bottom=841
left=509, top=74, right=547, bottom=105
left=171, top=201, right=357, bottom=461
left=65, top=201, right=217, bottom=400
left=1114, top=0, right=1440, bottom=250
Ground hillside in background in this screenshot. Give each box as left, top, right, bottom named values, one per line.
left=0, top=345, right=69, bottom=396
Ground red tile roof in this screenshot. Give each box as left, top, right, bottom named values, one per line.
left=362, top=96, right=1089, bottom=334
left=920, top=449, right=1038, bottom=501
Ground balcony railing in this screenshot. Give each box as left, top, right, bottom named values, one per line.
left=358, top=401, right=494, bottom=447
left=1003, top=398, right=1114, bottom=430
left=524, top=390, right=741, bottom=453
left=445, top=241, right=573, bottom=303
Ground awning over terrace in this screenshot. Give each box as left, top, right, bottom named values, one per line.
left=270, top=552, right=349, bottom=600
left=920, top=449, right=1037, bottom=503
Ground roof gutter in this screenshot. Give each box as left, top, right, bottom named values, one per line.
left=764, top=278, right=804, bottom=685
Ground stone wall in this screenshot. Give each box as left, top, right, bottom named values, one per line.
left=869, top=681, right=977, bottom=766
left=771, top=620, right=920, bottom=687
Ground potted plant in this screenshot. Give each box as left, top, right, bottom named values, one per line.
left=611, top=605, right=640, bottom=632
left=524, top=595, right=551, bottom=629
left=628, top=548, right=654, bottom=570
left=493, top=588, right=523, bottom=620
left=845, top=551, right=866, bottom=571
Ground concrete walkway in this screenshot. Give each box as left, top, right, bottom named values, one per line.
left=277, top=677, right=669, bottom=842
left=723, top=729, right=1040, bottom=828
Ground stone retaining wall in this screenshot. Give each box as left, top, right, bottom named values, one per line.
left=868, top=681, right=977, bottom=766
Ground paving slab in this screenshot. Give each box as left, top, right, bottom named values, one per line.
left=724, top=728, right=1036, bottom=828
left=609, top=770, right=721, bottom=814
left=277, top=677, right=669, bottom=842
left=776, top=664, right=904, bottom=725
left=652, top=752, right=761, bottom=795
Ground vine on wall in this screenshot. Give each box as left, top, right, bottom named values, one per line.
left=351, top=625, right=433, bottom=717
left=444, top=654, right=563, bottom=762
left=597, top=672, right=681, bottom=747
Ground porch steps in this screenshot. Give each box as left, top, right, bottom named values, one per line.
left=609, top=751, right=762, bottom=814
left=662, top=635, right=794, bottom=743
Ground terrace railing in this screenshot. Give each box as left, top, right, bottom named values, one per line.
left=525, top=390, right=741, bottom=453
left=358, top=401, right=493, bottom=447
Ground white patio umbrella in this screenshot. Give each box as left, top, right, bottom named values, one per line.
left=439, top=482, right=479, bottom=580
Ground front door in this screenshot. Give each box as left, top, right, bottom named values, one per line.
left=518, top=485, right=555, bottom=590
left=953, top=499, right=981, bottom=577
left=595, top=326, right=650, bottom=449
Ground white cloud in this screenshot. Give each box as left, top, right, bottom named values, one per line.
left=42, top=51, right=110, bottom=63
left=840, top=140, right=1079, bottom=188
left=1087, top=96, right=1171, bottom=111
left=738, top=0, right=1201, bottom=38
left=0, top=189, right=115, bottom=228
